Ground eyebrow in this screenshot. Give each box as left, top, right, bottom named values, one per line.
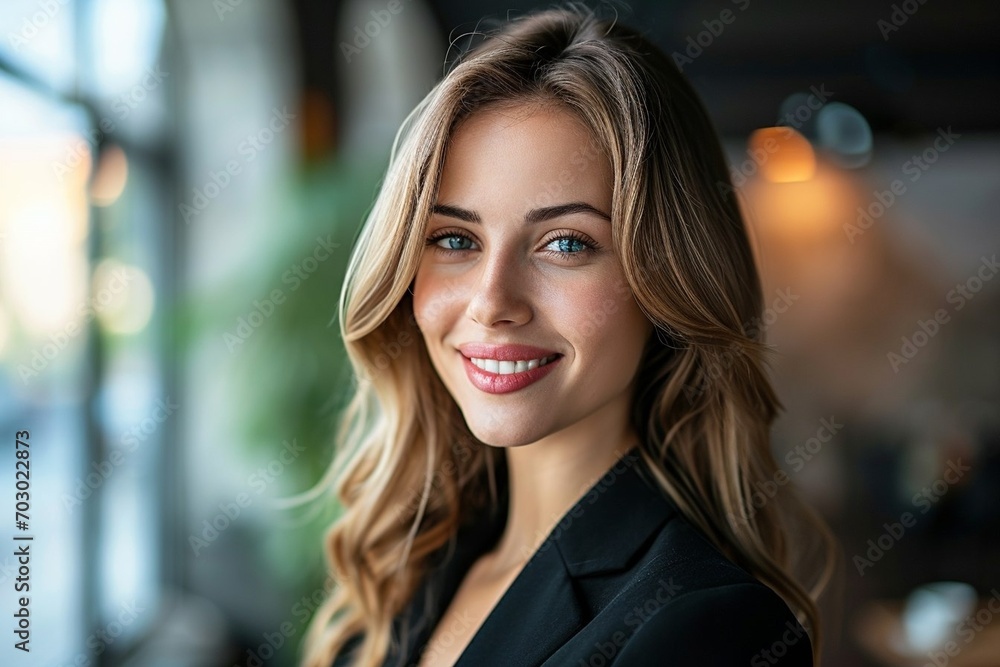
left=430, top=201, right=611, bottom=224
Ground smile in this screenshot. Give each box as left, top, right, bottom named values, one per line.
left=467, top=354, right=560, bottom=374
left=460, top=352, right=563, bottom=394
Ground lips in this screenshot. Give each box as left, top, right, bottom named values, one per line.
left=455, top=342, right=564, bottom=395
left=456, top=342, right=560, bottom=361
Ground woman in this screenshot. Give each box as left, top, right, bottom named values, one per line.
left=301, top=5, right=837, bottom=666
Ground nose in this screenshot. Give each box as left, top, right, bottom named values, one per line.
left=466, top=245, right=533, bottom=328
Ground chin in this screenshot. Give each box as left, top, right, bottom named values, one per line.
left=462, top=413, right=549, bottom=448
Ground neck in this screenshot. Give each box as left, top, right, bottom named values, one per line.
left=484, top=400, right=639, bottom=574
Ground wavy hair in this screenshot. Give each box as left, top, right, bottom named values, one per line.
left=300, top=5, right=838, bottom=666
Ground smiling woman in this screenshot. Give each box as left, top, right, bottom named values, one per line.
left=300, top=5, right=837, bottom=667
left=414, top=103, right=652, bottom=443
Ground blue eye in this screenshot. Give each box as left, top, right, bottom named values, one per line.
left=430, top=234, right=475, bottom=251
left=424, top=230, right=599, bottom=259
left=547, top=237, right=587, bottom=254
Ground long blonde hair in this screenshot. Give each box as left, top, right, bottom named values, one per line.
left=300, top=5, right=838, bottom=666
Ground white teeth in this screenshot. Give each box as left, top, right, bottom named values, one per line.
left=470, top=354, right=558, bottom=375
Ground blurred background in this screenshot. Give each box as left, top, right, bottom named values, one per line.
left=0, top=0, right=997, bottom=665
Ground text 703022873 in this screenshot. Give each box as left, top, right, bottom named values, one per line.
left=13, top=430, right=33, bottom=653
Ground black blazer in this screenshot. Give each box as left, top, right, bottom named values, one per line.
left=331, top=446, right=812, bottom=666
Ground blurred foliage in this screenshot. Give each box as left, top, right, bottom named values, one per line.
left=184, top=152, right=388, bottom=598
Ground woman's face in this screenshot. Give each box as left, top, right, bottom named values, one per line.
left=412, top=103, right=653, bottom=447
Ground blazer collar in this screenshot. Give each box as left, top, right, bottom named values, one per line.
left=389, top=445, right=679, bottom=667
left=554, top=445, right=678, bottom=576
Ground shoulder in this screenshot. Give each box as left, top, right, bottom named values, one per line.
left=608, top=514, right=813, bottom=666
left=614, top=580, right=812, bottom=666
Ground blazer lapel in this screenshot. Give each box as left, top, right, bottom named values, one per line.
left=450, top=445, right=677, bottom=666
left=369, top=446, right=680, bottom=667
left=455, top=540, right=586, bottom=667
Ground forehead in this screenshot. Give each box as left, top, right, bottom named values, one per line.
left=436, top=103, right=613, bottom=212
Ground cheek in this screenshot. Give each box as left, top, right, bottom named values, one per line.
left=412, top=264, right=456, bottom=334
left=411, top=270, right=432, bottom=331
left=552, top=275, right=647, bottom=350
